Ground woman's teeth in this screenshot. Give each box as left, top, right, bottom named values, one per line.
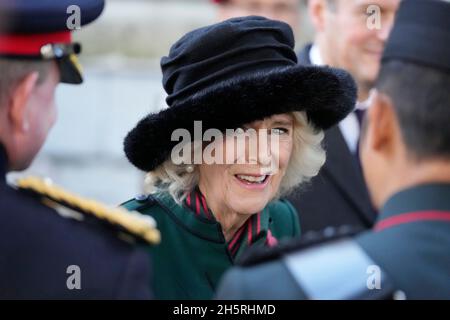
left=236, top=174, right=268, bottom=184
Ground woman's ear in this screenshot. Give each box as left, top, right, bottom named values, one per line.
left=308, top=0, right=327, bottom=32
left=8, top=71, right=39, bottom=134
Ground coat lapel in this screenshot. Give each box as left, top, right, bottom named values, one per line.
left=322, top=126, right=376, bottom=226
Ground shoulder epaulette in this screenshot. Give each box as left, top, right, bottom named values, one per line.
left=120, top=193, right=158, bottom=212
left=15, top=176, right=160, bottom=245
left=283, top=238, right=397, bottom=300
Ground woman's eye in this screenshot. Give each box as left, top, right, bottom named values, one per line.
left=271, top=128, right=289, bottom=135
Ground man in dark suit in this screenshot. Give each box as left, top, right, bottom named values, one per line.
left=216, top=0, right=450, bottom=299
left=287, top=0, right=400, bottom=234
left=0, top=0, right=158, bottom=299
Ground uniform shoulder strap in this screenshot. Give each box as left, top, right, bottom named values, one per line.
left=15, top=176, right=160, bottom=245
left=120, top=193, right=158, bottom=212
left=283, top=238, right=397, bottom=300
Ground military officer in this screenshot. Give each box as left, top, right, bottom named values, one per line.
left=216, top=0, right=450, bottom=300
left=0, top=0, right=159, bottom=299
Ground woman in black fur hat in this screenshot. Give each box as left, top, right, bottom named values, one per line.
left=121, top=16, right=356, bottom=299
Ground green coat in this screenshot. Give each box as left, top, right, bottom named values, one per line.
left=122, top=192, right=300, bottom=299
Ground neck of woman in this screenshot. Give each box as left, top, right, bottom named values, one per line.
left=198, top=186, right=250, bottom=242
left=215, top=209, right=249, bottom=242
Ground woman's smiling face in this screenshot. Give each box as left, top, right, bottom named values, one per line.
left=198, top=113, right=294, bottom=215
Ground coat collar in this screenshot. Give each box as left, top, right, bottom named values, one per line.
left=322, top=126, right=377, bottom=226
left=0, top=143, right=7, bottom=183
left=152, top=191, right=273, bottom=260
left=374, top=183, right=450, bottom=232
left=379, top=183, right=450, bottom=221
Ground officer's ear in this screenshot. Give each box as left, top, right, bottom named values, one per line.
left=8, top=71, right=39, bottom=134
left=366, top=89, right=398, bottom=157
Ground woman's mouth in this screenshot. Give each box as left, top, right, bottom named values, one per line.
left=234, top=174, right=270, bottom=189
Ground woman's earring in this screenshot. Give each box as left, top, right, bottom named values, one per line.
left=186, top=165, right=194, bottom=173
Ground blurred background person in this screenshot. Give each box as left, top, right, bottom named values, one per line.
left=287, top=0, right=401, bottom=235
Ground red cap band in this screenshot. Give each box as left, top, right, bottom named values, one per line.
left=0, top=31, right=71, bottom=56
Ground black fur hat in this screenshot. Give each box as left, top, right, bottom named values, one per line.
left=124, top=16, right=356, bottom=172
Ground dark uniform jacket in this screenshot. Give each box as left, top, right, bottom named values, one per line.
left=0, top=145, right=152, bottom=299
left=286, top=44, right=376, bottom=234
left=122, top=191, right=300, bottom=300
left=216, top=184, right=450, bottom=300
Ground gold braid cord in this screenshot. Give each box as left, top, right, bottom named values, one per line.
left=16, top=176, right=160, bottom=245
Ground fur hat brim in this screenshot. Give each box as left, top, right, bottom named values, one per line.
left=124, top=65, right=356, bottom=172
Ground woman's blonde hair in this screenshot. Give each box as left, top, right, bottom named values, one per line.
left=144, top=111, right=326, bottom=204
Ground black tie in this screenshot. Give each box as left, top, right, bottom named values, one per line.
left=354, top=108, right=366, bottom=164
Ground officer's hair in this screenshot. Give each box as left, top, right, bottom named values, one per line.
left=144, top=111, right=326, bottom=204
left=0, top=58, right=52, bottom=109
left=376, top=60, right=450, bottom=160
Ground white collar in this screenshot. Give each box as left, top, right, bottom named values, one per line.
left=309, top=44, right=325, bottom=66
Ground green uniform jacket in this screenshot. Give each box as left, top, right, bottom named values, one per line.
left=122, top=192, right=300, bottom=299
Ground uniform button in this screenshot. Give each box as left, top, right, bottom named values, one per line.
left=323, top=227, right=336, bottom=238
left=134, top=194, right=149, bottom=202
left=393, top=290, right=407, bottom=300
left=54, top=46, right=64, bottom=58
